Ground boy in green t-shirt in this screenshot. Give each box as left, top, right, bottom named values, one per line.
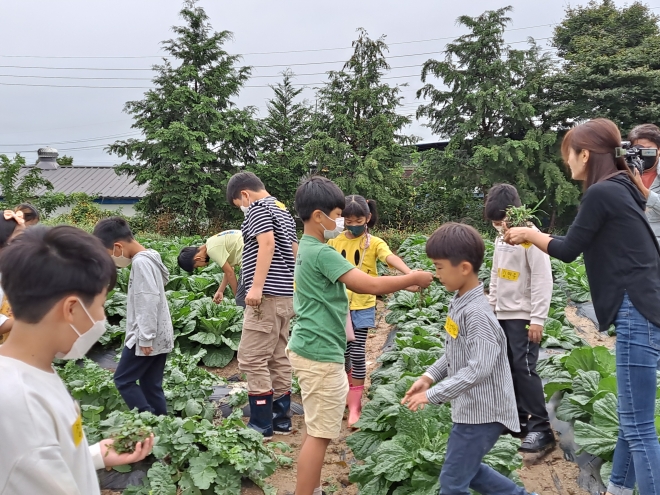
left=287, top=177, right=433, bottom=495
left=178, top=230, right=244, bottom=306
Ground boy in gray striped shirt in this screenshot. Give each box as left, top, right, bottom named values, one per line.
left=402, top=223, right=538, bottom=495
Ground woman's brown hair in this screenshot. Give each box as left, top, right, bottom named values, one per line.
left=561, top=118, right=634, bottom=190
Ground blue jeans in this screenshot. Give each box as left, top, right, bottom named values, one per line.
left=440, top=423, right=528, bottom=495
left=608, top=294, right=660, bottom=495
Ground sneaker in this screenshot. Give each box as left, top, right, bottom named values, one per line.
left=519, top=430, right=556, bottom=453
left=503, top=422, right=528, bottom=439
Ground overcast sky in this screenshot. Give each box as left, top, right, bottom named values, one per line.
left=0, top=0, right=643, bottom=166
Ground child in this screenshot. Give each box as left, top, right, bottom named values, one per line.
left=0, top=225, right=153, bottom=494
left=484, top=184, right=555, bottom=453
left=14, top=203, right=40, bottom=226
left=328, top=195, right=414, bottom=426
left=0, top=210, right=26, bottom=344
left=225, top=172, right=298, bottom=437
left=178, top=230, right=245, bottom=307
left=289, top=177, right=433, bottom=495
left=93, top=217, right=174, bottom=416
left=402, top=223, right=538, bottom=495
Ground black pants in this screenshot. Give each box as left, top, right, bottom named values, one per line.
left=114, top=345, right=168, bottom=415
left=498, top=319, right=551, bottom=433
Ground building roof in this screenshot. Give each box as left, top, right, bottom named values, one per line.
left=18, top=166, right=148, bottom=199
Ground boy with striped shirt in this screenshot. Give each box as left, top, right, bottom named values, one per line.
left=226, top=172, right=298, bottom=438
left=403, top=223, right=538, bottom=495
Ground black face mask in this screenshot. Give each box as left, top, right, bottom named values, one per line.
left=346, top=224, right=366, bottom=236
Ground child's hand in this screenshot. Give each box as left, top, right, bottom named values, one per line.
left=140, top=346, right=153, bottom=356
left=404, top=285, right=420, bottom=292
left=528, top=324, right=544, bottom=344
left=411, top=270, right=434, bottom=289
left=245, top=287, right=263, bottom=307
left=99, top=434, right=155, bottom=467
left=401, top=376, right=432, bottom=406
left=402, top=391, right=430, bottom=411
left=213, top=288, right=224, bottom=304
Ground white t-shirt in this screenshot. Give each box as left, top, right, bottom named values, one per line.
left=0, top=355, right=104, bottom=495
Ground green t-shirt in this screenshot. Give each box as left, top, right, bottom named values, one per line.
left=289, top=235, right=355, bottom=363
left=206, top=230, right=243, bottom=267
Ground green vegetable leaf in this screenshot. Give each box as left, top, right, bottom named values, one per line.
left=189, top=453, right=219, bottom=489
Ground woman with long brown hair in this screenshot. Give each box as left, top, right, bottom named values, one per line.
left=506, top=118, right=660, bottom=495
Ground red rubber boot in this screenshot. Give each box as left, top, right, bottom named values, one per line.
left=347, top=385, right=364, bottom=428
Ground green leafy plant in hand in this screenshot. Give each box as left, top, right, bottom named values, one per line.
left=504, top=197, right=545, bottom=228
left=100, top=410, right=155, bottom=455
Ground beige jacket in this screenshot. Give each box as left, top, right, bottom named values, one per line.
left=487, top=234, right=553, bottom=326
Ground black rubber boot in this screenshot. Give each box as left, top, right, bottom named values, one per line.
left=273, top=391, right=293, bottom=435
left=519, top=430, right=556, bottom=453
left=248, top=392, right=274, bottom=439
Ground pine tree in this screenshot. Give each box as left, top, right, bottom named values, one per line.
left=305, top=28, right=416, bottom=222
left=108, top=0, right=260, bottom=231
left=415, top=7, right=580, bottom=228
left=249, top=70, right=313, bottom=208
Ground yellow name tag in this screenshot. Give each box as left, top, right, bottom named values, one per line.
left=445, top=316, right=459, bottom=339
left=521, top=242, right=532, bottom=249
left=72, top=412, right=83, bottom=447
left=498, top=268, right=520, bottom=281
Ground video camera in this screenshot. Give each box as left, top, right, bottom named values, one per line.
left=616, top=141, right=658, bottom=175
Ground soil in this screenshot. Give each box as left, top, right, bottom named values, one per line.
left=104, top=300, right=600, bottom=495
left=565, top=306, right=616, bottom=350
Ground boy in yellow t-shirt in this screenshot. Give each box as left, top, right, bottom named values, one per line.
left=178, top=230, right=245, bottom=306
left=327, top=195, right=415, bottom=427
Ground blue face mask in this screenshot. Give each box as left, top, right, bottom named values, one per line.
left=346, top=224, right=366, bottom=236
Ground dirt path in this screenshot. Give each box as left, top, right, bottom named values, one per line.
left=565, top=305, right=615, bottom=349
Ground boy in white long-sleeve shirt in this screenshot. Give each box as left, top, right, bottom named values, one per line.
left=0, top=225, right=153, bottom=495
left=485, top=184, right=556, bottom=453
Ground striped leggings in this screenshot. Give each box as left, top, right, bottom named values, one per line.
left=344, top=327, right=369, bottom=380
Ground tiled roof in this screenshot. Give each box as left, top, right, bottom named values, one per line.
left=17, top=166, right=148, bottom=199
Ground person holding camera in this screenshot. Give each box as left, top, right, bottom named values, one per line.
left=629, top=124, right=660, bottom=243
left=505, top=118, right=660, bottom=495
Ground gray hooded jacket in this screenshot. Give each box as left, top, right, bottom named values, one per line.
left=125, top=249, right=174, bottom=356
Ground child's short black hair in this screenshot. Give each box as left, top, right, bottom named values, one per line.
left=226, top=172, right=266, bottom=204
left=342, top=195, right=379, bottom=228
left=484, top=184, right=521, bottom=222
left=15, top=203, right=40, bottom=224
left=0, top=226, right=117, bottom=323
left=295, top=177, right=346, bottom=221
left=426, top=222, right=485, bottom=273
left=92, top=217, right=134, bottom=249
left=178, top=246, right=201, bottom=273
left=0, top=216, right=21, bottom=249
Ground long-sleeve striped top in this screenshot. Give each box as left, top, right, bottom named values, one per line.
left=424, top=284, right=519, bottom=432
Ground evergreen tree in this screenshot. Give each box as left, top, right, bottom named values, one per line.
left=249, top=70, right=313, bottom=208
left=108, top=0, right=260, bottom=231
left=305, top=28, right=416, bottom=222
left=548, top=0, right=660, bottom=133
left=415, top=7, right=580, bottom=229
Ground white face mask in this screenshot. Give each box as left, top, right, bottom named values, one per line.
left=112, top=246, right=131, bottom=268
left=323, top=214, right=344, bottom=240
left=493, top=223, right=504, bottom=234
left=56, top=300, right=107, bottom=360
left=240, top=194, right=250, bottom=216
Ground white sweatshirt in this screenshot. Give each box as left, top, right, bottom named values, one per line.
left=0, top=355, right=104, bottom=495
left=487, top=235, right=553, bottom=326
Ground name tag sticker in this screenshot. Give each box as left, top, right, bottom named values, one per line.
left=521, top=242, right=533, bottom=249
left=72, top=412, right=83, bottom=447
left=498, top=268, right=520, bottom=281
left=445, top=316, right=459, bottom=339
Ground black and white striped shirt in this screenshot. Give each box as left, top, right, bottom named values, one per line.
left=241, top=196, right=297, bottom=297
left=424, top=284, right=519, bottom=432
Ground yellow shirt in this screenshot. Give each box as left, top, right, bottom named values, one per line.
left=206, top=230, right=244, bottom=267
left=328, top=233, right=393, bottom=310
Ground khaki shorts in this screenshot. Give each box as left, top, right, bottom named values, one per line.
left=286, top=348, right=349, bottom=439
